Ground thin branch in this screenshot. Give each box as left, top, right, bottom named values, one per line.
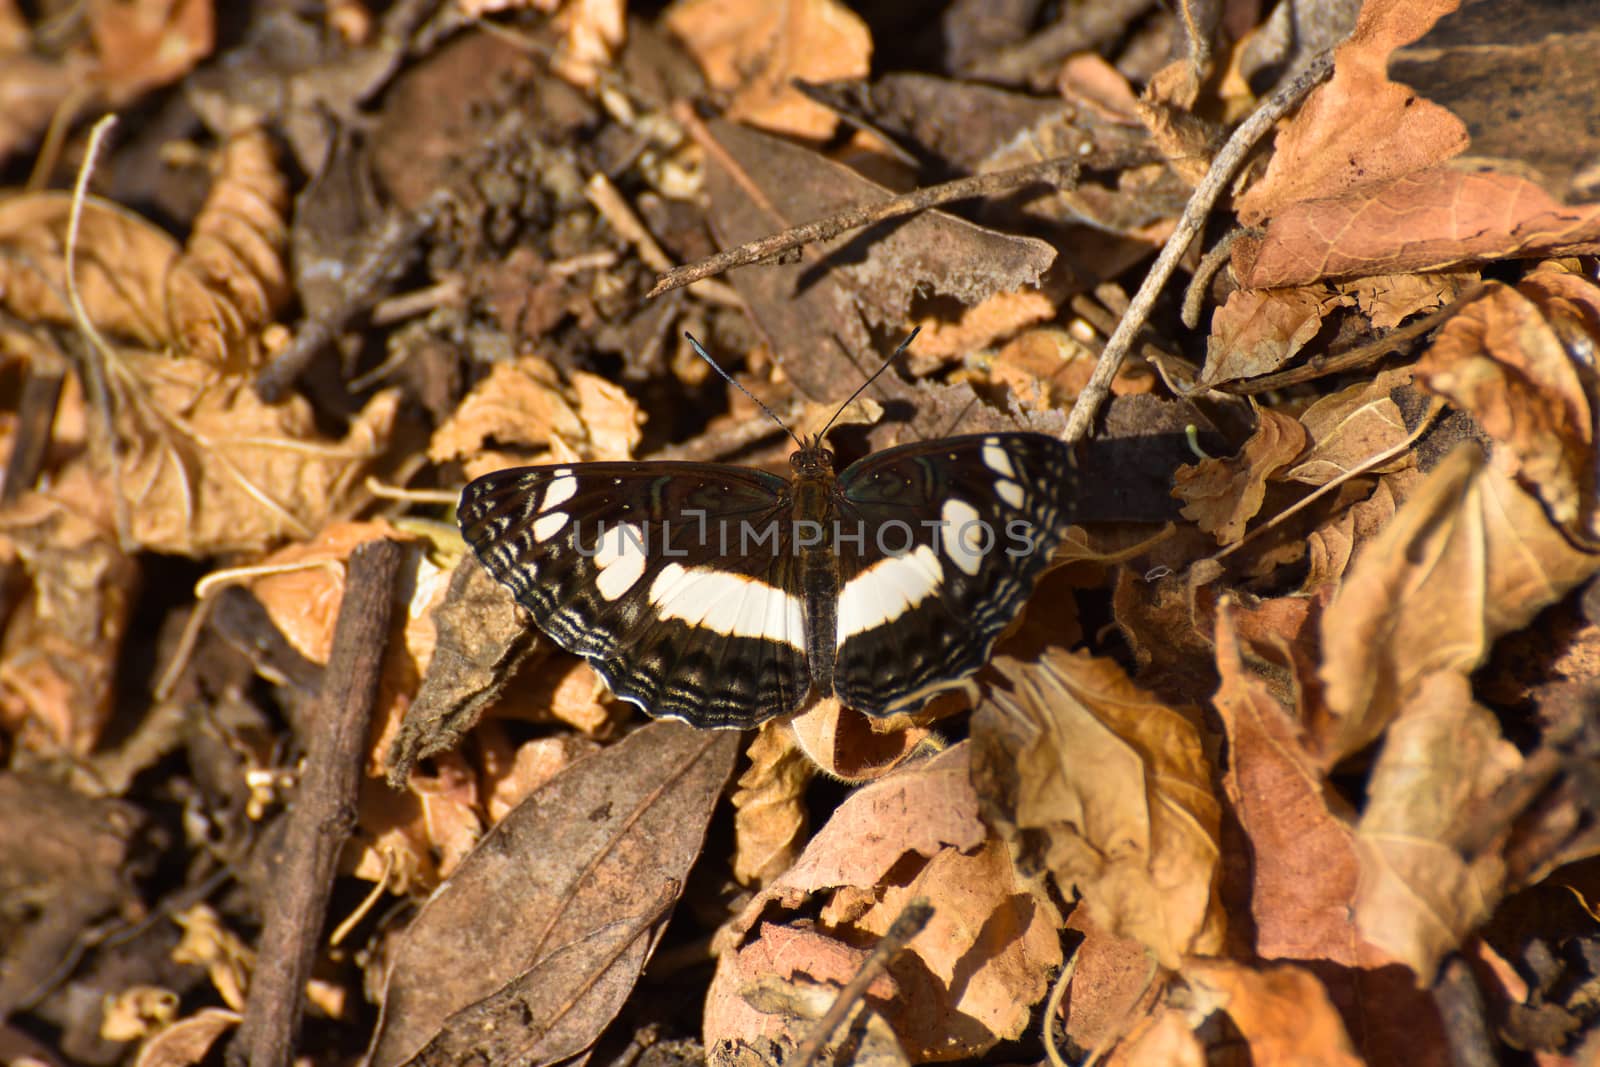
left=647, top=156, right=1080, bottom=298
left=228, top=538, right=404, bottom=1067
left=789, top=898, right=934, bottom=1067
left=1062, top=51, right=1335, bottom=443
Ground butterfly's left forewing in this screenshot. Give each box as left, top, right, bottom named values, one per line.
left=459, top=462, right=810, bottom=728
left=830, top=433, right=1076, bottom=716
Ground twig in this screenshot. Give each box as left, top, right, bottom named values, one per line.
left=1042, top=939, right=1084, bottom=1067
left=788, top=898, right=934, bottom=1067
left=228, top=538, right=404, bottom=1067
left=962, top=0, right=1160, bottom=85
left=253, top=188, right=450, bottom=403
left=1181, top=227, right=1257, bottom=329
left=584, top=173, right=740, bottom=307
left=1062, top=51, right=1335, bottom=444
left=1214, top=282, right=1486, bottom=394
left=64, top=113, right=134, bottom=550
left=1, top=355, right=64, bottom=503
left=647, top=157, right=1081, bottom=298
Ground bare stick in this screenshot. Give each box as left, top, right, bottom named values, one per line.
left=229, top=538, right=404, bottom=1067
left=647, top=157, right=1080, bottom=298
left=1062, top=51, right=1334, bottom=443
left=789, top=898, right=934, bottom=1067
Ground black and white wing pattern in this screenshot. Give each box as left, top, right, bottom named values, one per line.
left=458, top=463, right=809, bottom=728
left=830, top=433, right=1077, bottom=716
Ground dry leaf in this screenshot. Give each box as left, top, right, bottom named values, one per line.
left=132, top=1008, right=239, bottom=1067
left=972, top=651, right=1225, bottom=967
left=1173, top=408, right=1308, bottom=545
left=1317, top=446, right=1600, bottom=765
left=1283, top=368, right=1415, bottom=486
left=1213, top=601, right=1388, bottom=966
left=666, top=0, right=871, bottom=140
left=1335, top=270, right=1477, bottom=330
left=712, top=744, right=1055, bottom=1060
left=1201, top=285, right=1353, bottom=387
left=731, top=721, right=814, bottom=887
left=171, top=904, right=253, bottom=1011
left=1416, top=277, right=1597, bottom=532
left=89, top=0, right=214, bottom=103
left=1184, top=960, right=1363, bottom=1067
left=367, top=722, right=738, bottom=1067
left=1104, top=1007, right=1204, bottom=1067
left=100, top=985, right=179, bottom=1042
left=1353, top=670, right=1520, bottom=981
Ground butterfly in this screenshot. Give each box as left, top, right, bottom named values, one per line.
left=457, top=339, right=1079, bottom=729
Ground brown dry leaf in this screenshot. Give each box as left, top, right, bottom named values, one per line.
left=549, top=0, right=625, bottom=89
left=788, top=697, right=939, bottom=782
left=1103, top=1007, right=1204, bottom=1067
left=0, top=50, right=94, bottom=170
left=430, top=356, right=640, bottom=474
left=164, top=123, right=292, bottom=369
left=1317, top=447, right=1600, bottom=765
left=479, top=730, right=601, bottom=824
left=1184, top=960, right=1363, bottom=1067
left=0, top=471, right=135, bottom=754
left=1213, top=601, right=1388, bottom=966
left=731, top=720, right=815, bottom=888
left=351, top=754, right=482, bottom=895
left=1201, top=285, right=1353, bottom=387
left=907, top=289, right=1058, bottom=363
left=100, top=985, right=179, bottom=1042
left=1335, top=270, right=1477, bottom=330
left=971, top=651, right=1224, bottom=967
left=108, top=357, right=399, bottom=555
left=701, top=118, right=1056, bottom=405
left=131, top=1007, right=239, bottom=1067
left=171, top=904, right=253, bottom=1011
left=1416, top=277, right=1595, bottom=532
left=0, top=194, right=182, bottom=348
left=712, top=744, right=1057, bottom=1060
left=1302, top=469, right=1416, bottom=591
left=1057, top=909, right=1161, bottom=1053
left=1235, top=0, right=1467, bottom=224
left=367, top=722, right=738, bottom=1067
left=89, top=0, right=214, bottom=104
left=1237, top=164, right=1600, bottom=289
left=1353, top=670, right=1520, bottom=982
left=666, top=0, right=871, bottom=140
left=1173, top=408, right=1308, bottom=545
left=1283, top=368, right=1414, bottom=487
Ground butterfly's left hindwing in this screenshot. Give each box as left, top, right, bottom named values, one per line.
left=830, top=433, right=1077, bottom=716
left=458, top=463, right=810, bottom=728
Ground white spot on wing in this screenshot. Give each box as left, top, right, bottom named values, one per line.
left=940, top=498, right=986, bottom=576
left=532, top=510, right=568, bottom=542
left=836, top=545, right=944, bottom=647
left=647, top=564, right=805, bottom=649
left=544, top=473, right=577, bottom=510
left=996, top=479, right=1024, bottom=510
left=982, top=440, right=1016, bottom=479
left=594, top=523, right=647, bottom=600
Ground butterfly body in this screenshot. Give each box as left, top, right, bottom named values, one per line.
left=459, top=431, right=1077, bottom=729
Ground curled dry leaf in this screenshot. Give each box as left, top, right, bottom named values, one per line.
left=1172, top=408, right=1308, bottom=545
left=366, top=721, right=738, bottom=1067
left=788, top=696, right=941, bottom=782
left=1103, top=1007, right=1204, bottom=1067
left=971, top=650, right=1225, bottom=967
left=171, top=903, right=253, bottom=1011
left=711, top=744, right=1059, bottom=1061
left=549, top=0, right=625, bottom=89
left=666, top=0, right=871, bottom=140
left=1200, top=285, right=1353, bottom=388
left=352, top=751, right=483, bottom=894
left=1183, top=960, right=1363, bottom=1067
left=731, top=720, right=815, bottom=887
left=1353, top=670, right=1520, bottom=982
left=430, top=356, right=642, bottom=476
left=111, top=356, right=400, bottom=555
left=1316, top=446, right=1600, bottom=765
left=1212, top=601, right=1387, bottom=966
left=131, top=1008, right=240, bottom=1067
left=165, top=123, right=292, bottom=369
left=100, top=985, right=179, bottom=1042
left=1416, top=273, right=1599, bottom=535
left=0, top=469, right=135, bottom=753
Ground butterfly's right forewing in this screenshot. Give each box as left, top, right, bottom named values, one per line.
left=459, top=462, right=811, bottom=728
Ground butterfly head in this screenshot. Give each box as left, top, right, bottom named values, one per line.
left=790, top=435, right=836, bottom=476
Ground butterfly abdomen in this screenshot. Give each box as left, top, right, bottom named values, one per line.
left=792, top=463, right=840, bottom=700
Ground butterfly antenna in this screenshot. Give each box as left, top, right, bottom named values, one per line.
left=818, top=326, right=921, bottom=438
left=684, top=333, right=804, bottom=449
